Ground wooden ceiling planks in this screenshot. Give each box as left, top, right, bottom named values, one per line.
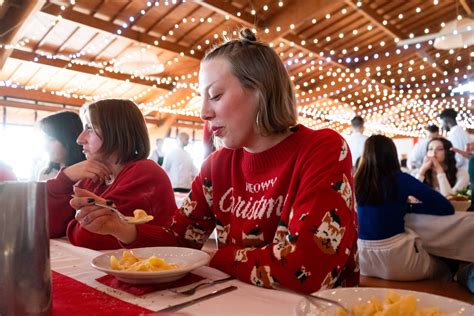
left=0, top=0, right=471, bottom=135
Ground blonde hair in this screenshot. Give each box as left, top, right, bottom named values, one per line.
left=203, top=28, right=297, bottom=135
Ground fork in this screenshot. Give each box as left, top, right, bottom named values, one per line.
left=93, top=202, right=150, bottom=224
left=303, top=293, right=354, bottom=316
left=171, top=276, right=234, bottom=295
left=273, top=284, right=353, bottom=316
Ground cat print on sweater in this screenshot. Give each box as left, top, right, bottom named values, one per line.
left=242, top=226, right=265, bottom=247
left=320, top=268, right=339, bottom=290
left=272, top=240, right=295, bottom=261
left=181, top=197, right=197, bottom=217
left=202, top=178, right=213, bottom=207
left=184, top=224, right=205, bottom=245
left=273, top=220, right=289, bottom=243
left=250, top=264, right=274, bottom=288
left=215, top=219, right=230, bottom=244
left=331, top=174, right=353, bottom=209
left=339, top=140, right=348, bottom=161
left=312, top=210, right=345, bottom=255
left=233, top=248, right=251, bottom=266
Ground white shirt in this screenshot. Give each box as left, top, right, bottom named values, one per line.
left=162, top=146, right=197, bottom=190
left=346, top=131, right=368, bottom=167
left=447, top=125, right=471, bottom=168
left=407, top=138, right=430, bottom=170
left=416, top=168, right=469, bottom=197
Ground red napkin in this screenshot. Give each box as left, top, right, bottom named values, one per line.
left=96, top=273, right=205, bottom=296
left=52, top=271, right=152, bottom=315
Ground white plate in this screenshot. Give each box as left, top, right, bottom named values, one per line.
left=91, top=247, right=210, bottom=284
left=294, top=287, right=473, bottom=316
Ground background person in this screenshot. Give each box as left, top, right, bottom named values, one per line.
left=70, top=29, right=359, bottom=294
left=149, top=138, right=165, bottom=166
left=38, top=111, right=85, bottom=180
left=0, top=160, right=16, bottom=181
left=162, top=132, right=197, bottom=193
left=355, top=135, right=454, bottom=281
left=346, top=115, right=368, bottom=168
left=47, top=99, right=176, bottom=245
left=407, top=124, right=440, bottom=170
left=416, top=137, right=469, bottom=197
left=439, top=108, right=470, bottom=168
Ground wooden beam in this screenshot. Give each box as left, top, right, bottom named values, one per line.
left=460, top=0, right=473, bottom=16
left=0, top=95, right=196, bottom=125
left=0, top=0, right=45, bottom=68
left=0, top=86, right=85, bottom=106
left=344, top=0, right=445, bottom=74
left=40, top=3, right=203, bottom=60
left=260, top=0, right=333, bottom=42
left=194, top=0, right=255, bottom=26
left=9, top=49, right=173, bottom=91
left=0, top=98, right=76, bottom=113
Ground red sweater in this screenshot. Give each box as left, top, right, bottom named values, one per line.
left=127, top=125, right=359, bottom=293
left=47, top=159, right=176, bottom=249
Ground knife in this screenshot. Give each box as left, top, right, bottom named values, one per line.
left=159, top=285, right=238, bottom=312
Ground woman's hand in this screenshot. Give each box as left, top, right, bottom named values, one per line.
left=451, top=143, right=474, bottom=159
left=64, top=160, right=112, bottom=183
left=70, top=187, right=137, bottom=244
left=430, top=157, right=445, bottom=173
left=419, top=156, right=433, bottom=174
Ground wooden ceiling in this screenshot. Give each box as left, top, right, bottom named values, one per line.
left=0, top=0, right=473, bottom=136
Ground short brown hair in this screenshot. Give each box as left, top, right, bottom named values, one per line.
left=203, top=28, right=297, bottom=135
left=81, top=99, right=150, bottom=164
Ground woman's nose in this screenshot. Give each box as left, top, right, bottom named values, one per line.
left=200, top=99, right=215, bottom=121
left=76, top=131, right=86, bottom=145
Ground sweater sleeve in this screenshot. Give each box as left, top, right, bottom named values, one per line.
left=46, top=168, right=77, bottom=238
left=120, top=159, right=215, bottom=249
left=437, top=169, right=469, bottom=197
left=67, top=160, right=177, bottom=250
left=210, top=131, right=358, bottom=294
left=402, top=173, right=454, bottom=215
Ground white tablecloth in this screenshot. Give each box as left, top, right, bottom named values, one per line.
left=50, top=239, right=302, bottom=315
left=405, top=211, right=474, bottom=262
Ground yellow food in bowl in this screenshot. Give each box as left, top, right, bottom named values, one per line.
left=335, top=291, right=458, bottom=316
left=110, top=251, right=177, bottom=271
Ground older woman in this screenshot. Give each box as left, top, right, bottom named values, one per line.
left=71, top=29, right=358, bottom=294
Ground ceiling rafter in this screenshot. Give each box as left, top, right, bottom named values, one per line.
left=40, top=3, right=203, bottom=60
left=0, top=0, right=46, bottom=68
left=259, top=0, right=334, bottom=42
left=344, top=0, right=447, bottom=75
left=9, top=49, right=174, bottom=91
left=0, top=88, right=204, bottom=125
left=197, top=0, right=398, bottom=98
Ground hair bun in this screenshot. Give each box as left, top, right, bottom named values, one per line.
left=239, top=28, right=257, bottom=42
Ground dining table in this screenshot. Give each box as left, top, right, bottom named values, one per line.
left=49, top=211, right=474, bottom=315
left=50, top=238, right=303, bottom=315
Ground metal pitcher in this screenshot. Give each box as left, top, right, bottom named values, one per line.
left=0, top=182, right=51, bottom=315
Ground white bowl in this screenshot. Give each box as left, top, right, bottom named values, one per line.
left=450, top=200, right=471, bottom=212
left=91, top=247, right=210, bottom=284
left=294, top=287, right=473, bottom=316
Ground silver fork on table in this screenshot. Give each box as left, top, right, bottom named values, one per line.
left=273, top=284, right=353, bottom=316
left=171, top=276, right=234, bottom=296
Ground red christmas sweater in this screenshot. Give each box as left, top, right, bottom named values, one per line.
left=47, top=159, right=176, bottom=249
left=127, top=125, right=359, bottom=293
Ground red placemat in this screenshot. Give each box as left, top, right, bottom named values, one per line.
left=96, top=273, right=205, bottom=296
left=52, top=271, right=152, bottom=315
